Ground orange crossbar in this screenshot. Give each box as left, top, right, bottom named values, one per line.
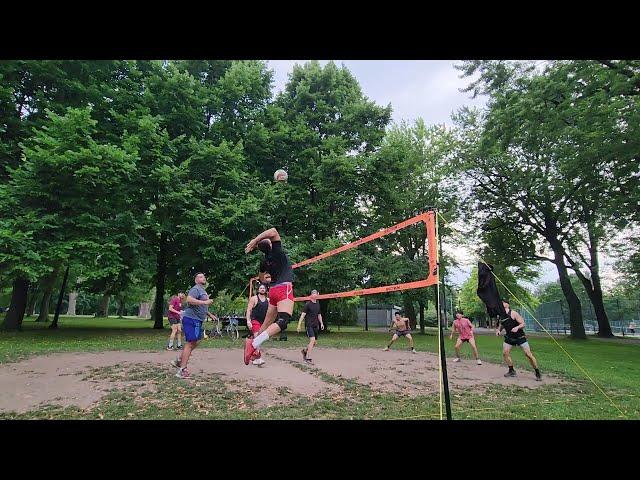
left=247, top=211, right=438, bottom=302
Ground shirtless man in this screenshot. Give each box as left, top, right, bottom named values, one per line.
left=497, top=299, right=542, bottom=381
left=383, top=312, right=417, bottom=353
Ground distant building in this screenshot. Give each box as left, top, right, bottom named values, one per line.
left=356, top=304, right=402, bottom=328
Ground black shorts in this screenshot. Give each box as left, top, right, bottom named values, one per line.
left=306, top=325, right=319, bottom=338
left=396, top=329, right=411, bottom=337
left=168, top=318, right=181, bottom=326
left=504, top=335, right=528, bottom=346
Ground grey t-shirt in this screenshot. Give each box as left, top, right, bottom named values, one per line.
left=182, top=284, right=209, bottom=321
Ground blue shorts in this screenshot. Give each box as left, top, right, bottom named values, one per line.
left=182, top=317, right=203, bottom=342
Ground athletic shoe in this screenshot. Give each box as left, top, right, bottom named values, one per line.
left=477, top=360, right=483, bottom=365
left=535, top=372, right=542, bottom=381
left=383, top=347, right=390, bottom=351
left=250, top=349, right=261, bottom=361
left=504, top=370, right=517, bottom=377
left=411, top=349, right=417, bottom=354
left=252, top=358, right=265, bottom=366
left=453, top=357, right=460, bottom=362
left=244, top=338, right=256, bottom=365
left=176, top=345, right=183, bottom=350
left=175, top=368, right=190, bottom=379
left=301, top=348, right=308, bottom=361
left=170, top=358, right=181, bottom=368
left=305, top=358, right=313, bottom=364
left=166, top=346, right=174, bottom=351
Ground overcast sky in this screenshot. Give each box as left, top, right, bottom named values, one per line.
left=266, top=60, right=619, bottom=292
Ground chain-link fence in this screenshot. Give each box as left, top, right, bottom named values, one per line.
left=520, top=298, right=640, bottom=336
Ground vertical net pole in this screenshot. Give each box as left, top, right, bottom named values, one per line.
left=435, top=211, right=452, bottom=420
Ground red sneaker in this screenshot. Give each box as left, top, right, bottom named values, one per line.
left=244, top=338, right=256, bottom=365
left=251, top=349, right=262, bottom=361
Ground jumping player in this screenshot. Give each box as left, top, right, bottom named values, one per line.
left=383, top=312, right=417, bottom=353
left=245, top=283, right=268, bottom=366
left=497, top=299, right=542, bottom=381
left=243, top=227, right=295, bottom=365
left=450, top=309, right=482, bottom=365
left=296, top=289, right=324, bottom=363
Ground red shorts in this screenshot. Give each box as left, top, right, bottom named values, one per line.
left=269, top=282, right=294, bottom=306
left=250, top=320, right=262, bottom=334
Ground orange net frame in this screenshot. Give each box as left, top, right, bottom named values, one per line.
left=248, top=211, right=438, bottom=302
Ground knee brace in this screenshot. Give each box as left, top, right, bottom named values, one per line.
left=276, top=312, right=292, bottom=331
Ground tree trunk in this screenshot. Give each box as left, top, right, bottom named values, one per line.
left=67, top=292, right=78, bottom=316
left=97, top=293, right=111, bottom=317
left=153, top=231, right=167, bottom=329
left=1, top=277, right=30, bottom=331
left=565, top=222, right=613, bottom=337
left=26, top=288, right=38, bottom=317
left=319, top=299, right=329, bottom=332
left=50, top=264, right=70, bottom=329
left=403, top=299, right=417, bottom=330
left=36, top=269, right=59, bottom=322
left=418, top=300, right=425, bottom=334
left=116, top=296, right=126, bottom=317
left=138, top=302, right=151, bottom=318
left=552, top=246, right=586, bottom=339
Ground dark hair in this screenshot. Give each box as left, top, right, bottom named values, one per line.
left=195, top=272, right=205, bottom=278
left=456, top=309, right=464, bottom=315
left=257, top=239, right=272, bottom=254
left=395, top=311, right=402, bottom=316
left=502, top=298, right=510, bottom=304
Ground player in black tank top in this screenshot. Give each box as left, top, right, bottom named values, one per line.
left=497, top=299, right=542, bottom=380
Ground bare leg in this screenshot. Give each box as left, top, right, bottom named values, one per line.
left=468, top=338, right=480, bottom=360
left=503, top=343, right=514, bottom=367
left=386, top=334, right=399, bottom=349
left=306, top=336, right=317, bottom=357
left=168, top=324, right=177, bottom=345
left=180, top=340, right=199, bottom=369
left=522, top=344, right=539, bottom=369
left=454, top=338, right=463, bottom=358
left=406, top=334, right=415, bottom=349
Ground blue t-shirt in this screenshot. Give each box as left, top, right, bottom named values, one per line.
left=182, top=284, right=209, bottom=321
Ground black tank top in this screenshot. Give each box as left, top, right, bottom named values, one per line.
left=251, top=295, right=268, bottom=323
left=501, top=309, right=525, bottom=339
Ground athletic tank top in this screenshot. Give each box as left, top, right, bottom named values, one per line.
left=251, top=295, right=268, bottom=323
left=501, top=309, right=525, bottom=339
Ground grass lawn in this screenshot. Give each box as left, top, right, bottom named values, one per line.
left=1, top=315, right=638, bottom=420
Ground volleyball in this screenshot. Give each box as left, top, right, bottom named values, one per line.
left=274, top=169, right=288, bottom=182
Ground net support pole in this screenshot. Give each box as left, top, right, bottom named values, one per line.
left=435, top=211, right=452, bottom=420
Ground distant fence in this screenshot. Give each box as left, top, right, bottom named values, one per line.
left=520, top=298, right=640, bottom=336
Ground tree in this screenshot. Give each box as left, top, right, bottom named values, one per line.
left=0, top=107, right=136, bottom=330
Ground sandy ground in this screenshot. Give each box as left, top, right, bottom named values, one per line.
left=0, top=347, right=561, bottom=414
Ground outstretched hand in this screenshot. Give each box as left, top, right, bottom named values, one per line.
left=245, top=238, right=257, bottom=254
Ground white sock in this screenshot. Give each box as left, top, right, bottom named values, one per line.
left=168, top=341, right=173, bottom=347
left=252, top=331, right=270, bottom=349
left=177, top=339, right=182, bottom=346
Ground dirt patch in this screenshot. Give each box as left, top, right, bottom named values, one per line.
left=270, top=348, right=562, bottom=396
left=0, top=347, right=562, bottom=414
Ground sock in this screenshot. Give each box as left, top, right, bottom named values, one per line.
left=508, top=366, right=515, bottom=372
left=535, top=368, right=540, bottom=375
left=177, top=339, right=182, bottom=346
left=252, top=331, right=270, bottom=349
left=168, top=340, right=173, bottom=347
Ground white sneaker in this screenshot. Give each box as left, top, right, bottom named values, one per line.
left=411, top=349, right=417, bottom=354
left=453, top=357, right=460, bottom=362
left=252, top=358, right=265, bottom=366
left=477, top=360, right=482, bottom=365
left=383, top=347, right=390, bottom=351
